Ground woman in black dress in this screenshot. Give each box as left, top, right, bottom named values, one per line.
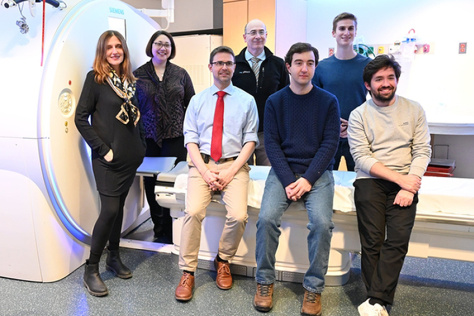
left=75, top=30, right=146, bottom=296
left=134, top=30, right=195, bottom=243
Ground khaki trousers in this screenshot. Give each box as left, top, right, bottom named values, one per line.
left=178, top=159, right=250, bottom=271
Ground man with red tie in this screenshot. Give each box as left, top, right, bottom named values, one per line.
left=175, top=46, right=259, bottom=302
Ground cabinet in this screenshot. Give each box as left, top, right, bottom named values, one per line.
left=223, top=0, right=276, bottom=54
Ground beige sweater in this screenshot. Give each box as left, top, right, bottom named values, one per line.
left=347, top=95, right=431, bottom=179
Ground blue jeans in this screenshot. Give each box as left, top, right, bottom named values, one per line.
left=255, top=169, right=335, bottom=293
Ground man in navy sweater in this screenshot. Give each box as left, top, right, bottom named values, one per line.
left=253, top=43, right=340, bottom=316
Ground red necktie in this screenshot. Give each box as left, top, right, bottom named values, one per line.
left=211, top=91, right=226, bottom=162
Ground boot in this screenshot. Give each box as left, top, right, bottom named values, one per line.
left=301, top=290, right=322, bottom=316
left=106, top=249, right=132, bottom=279
left=83, top=260, right=108, bottom=297
left=253, top=283, right=274, bottom=312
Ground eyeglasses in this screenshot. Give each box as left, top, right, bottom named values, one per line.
left=211, top=61, right=235, bottom=67
left=153, top=42, right=171, bottom=49
left=246, top=29, right=266, bottom=36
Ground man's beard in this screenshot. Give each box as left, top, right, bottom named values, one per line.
left=372, top=87, right=396, bottom=103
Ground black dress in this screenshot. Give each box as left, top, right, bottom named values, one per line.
left=75, top=71, right=146, bottom=196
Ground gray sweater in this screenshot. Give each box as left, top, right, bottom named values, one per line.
left=347, top=95, right=431, bottom=180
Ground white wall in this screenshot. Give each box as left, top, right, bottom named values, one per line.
left=295, top=0, right=474, bottom=178
left=275, top=0, right=307, bottom=58
left=304, top=0, right=474, bottom=120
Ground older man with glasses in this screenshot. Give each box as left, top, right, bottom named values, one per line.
left=232, top=19, right=289, bottom=166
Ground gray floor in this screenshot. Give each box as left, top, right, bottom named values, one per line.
left=0, top=223, right=473, bottom=316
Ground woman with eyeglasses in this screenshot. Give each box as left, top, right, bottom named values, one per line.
left=134, top=30, right=195, bottom=243
left=75, top=30, right=146, bottom=296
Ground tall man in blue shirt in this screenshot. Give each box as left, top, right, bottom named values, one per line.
left=253, top=43, right=340, bottom=316
left=232, top=19, right=289, bottom=166
left=312, top=12, right=371, bottom=171
left=175, top=46, right=259, bottom=302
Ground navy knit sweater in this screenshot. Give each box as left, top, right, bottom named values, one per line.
left=264, top=85, right=340, bottom=187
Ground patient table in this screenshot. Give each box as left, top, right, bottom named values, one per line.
left=155, top=164, right=474, bottom=286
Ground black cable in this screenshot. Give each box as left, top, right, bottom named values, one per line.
left=12, top=0, right=60, bottom=8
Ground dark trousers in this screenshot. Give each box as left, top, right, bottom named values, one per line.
left=354, top=178, right=418, bottom=305
left=144, top=137, right=186, bottom=241
left=89, top=190, right=129, bottom=264
left=333, top=139, right=355, bottom=171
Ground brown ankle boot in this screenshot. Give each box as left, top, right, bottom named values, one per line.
left=301, top=290, right=321, bottom=316
left=253, top=283, right=274, bottom=312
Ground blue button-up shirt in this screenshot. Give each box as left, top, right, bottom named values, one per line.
left=183, top=83, right=259, bottom=158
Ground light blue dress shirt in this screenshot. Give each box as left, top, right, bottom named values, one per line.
left=183, top=83, right=259, bottom=158
left=245, top=49, right=266, bottom=69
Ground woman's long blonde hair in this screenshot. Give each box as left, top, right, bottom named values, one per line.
left=92, top=30, right=136, bottom=84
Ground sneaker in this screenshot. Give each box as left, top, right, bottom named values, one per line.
left=358, top=299, right=389, bottom=316
left=301, top=290, right=322, bottom=316
left=253, top=283, right=274, bottom=312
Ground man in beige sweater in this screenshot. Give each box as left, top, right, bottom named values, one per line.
left=347, top=55, right=431, bottom=316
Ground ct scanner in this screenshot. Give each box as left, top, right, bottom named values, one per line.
left=0, top=0, right=162, bottom=282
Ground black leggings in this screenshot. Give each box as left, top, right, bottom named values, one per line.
left=88, top=190, right=129, bottom=264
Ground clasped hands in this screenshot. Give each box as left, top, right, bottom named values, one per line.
left=202, top=168, right=233, bottom=191
left=285, top=177, right=312, bottom=201
left=394, top=174, right=421, bottom=207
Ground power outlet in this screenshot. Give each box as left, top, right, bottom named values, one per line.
left=329, top=47, right=334, bottom=56
left=423, top=44, right=430, bottom=53
left=459, top=42, right=467, bottom=54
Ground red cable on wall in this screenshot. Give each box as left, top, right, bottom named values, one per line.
left=41, top=0, right=45, bottom=66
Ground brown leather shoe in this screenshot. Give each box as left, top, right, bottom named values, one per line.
left=175, top=272, right=194, bottom=301
left=301, top=290, right=321, bottom=316
left=253, top=283, right=274, bottom=312
left=214, top=257, right=232, bottom=290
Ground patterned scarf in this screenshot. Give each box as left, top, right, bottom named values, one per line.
left=106, top=69, right=140, bottom=126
